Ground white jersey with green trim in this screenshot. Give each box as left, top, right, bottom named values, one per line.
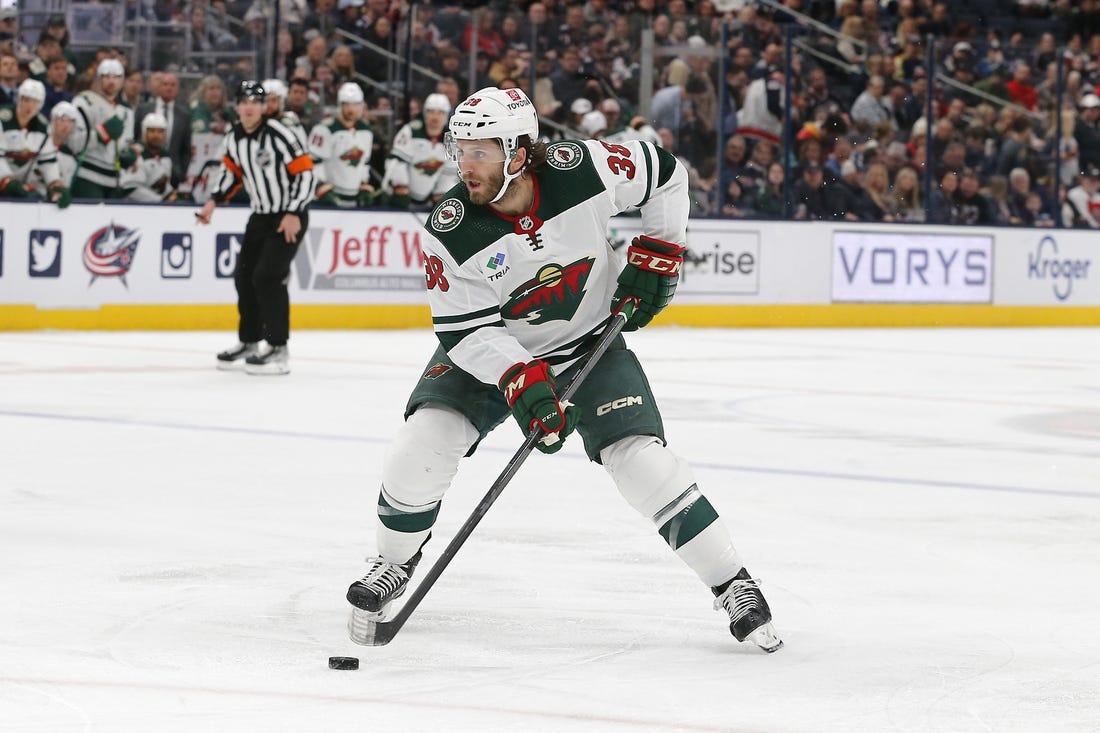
left=383, top=119, right=459, bottom=204
left=422, top=138, right=687, bottom=387
left=0, top=107, right=60, bottom=186
left=121, top=147, right=174, bottom=202
left=308, top=116, right=374, bottom=198
left=66, top=90, right=135, bottom=188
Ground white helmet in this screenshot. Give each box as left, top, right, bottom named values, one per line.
left=17, top=79, right=46, bottom=104
left=423, top=93, right=451, bottom=114
left=262, top=78, right=288, bottom=100
left=51, top=101, right=78, bottom=121
left=97, top=58, right=125, bottom=77
left=337, top=82, right=364, bottom=104
left=446, top=86, right=538, bottom=204
left=142, top=111, right=168, bottom=135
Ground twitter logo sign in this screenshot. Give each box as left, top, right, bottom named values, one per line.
left=29, top=230, right=62, bottom=278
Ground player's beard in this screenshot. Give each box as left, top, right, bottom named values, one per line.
left=465, top=165, right=505, bottom=205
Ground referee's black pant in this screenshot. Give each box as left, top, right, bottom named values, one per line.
left=234, top=211, right=307, bottom=347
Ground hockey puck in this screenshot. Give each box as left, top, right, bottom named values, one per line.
left=328, top=656, right=359, bottom=670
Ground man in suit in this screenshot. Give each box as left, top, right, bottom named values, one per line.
left=134, top=71, right=191, bottom=186
left=0, top=49, right=20, bottom=106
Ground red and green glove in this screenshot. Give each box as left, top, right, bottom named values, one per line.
left=612, top=235, right=685, bottom=331
left=97, top=115, right=126, bottom=143
left=499, top=360, right=577, bottom=454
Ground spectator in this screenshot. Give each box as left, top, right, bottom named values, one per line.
left=1054, top=108, right=1081, bottom=188
left=1062, top=165, right=1100, bottom=227
left=0, top=50, right=18, bottom=105
left=463, top=7, right=505, bottom=60
left=751, top=161, right=787, bottom=218
left=928, top=170, right=960, bottom=223
left=1006, top=61, right=1038, bottom=111
left=190, top=75, right=237, bottom=134
left=550, top=47, right=588, bottom=114
left=850, top=75, right=891, bottom=135
left=985, top=174, right=1013, bottom=224
left=286, top=76, right=321, bottom=129
left=328, top=45, right=358, bottom=89
left=296, top=36, right=330, bottom=81
left=357, top=14, right=394, bottom=82
left=792, top=163, right=847, bottom=220
left=995, top=116, right=1042, bottom=178
left=136, top=71, right=192, bottom=186
left=738, top=66, right=785, bottom=147
left=40, top=55, right=73, bottom=118
left=122, top=112, right=176, bottom=202
left=952, top=169, right=993, bottom=224
left=861, top=162, right=896, bottom=221
left=1075, top=93, right=1100, bottom=172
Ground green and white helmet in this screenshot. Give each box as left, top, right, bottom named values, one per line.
left=446, top=86, right=538, bottom=203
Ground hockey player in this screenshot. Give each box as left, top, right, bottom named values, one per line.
left=346, top=87, right=783, bottom=653
left=67, top=58, right=138, bottom=199
left=308, top=82, right=375, bottom=208
left=262, top=78, right=307, bottom=148
left=48, top=102, right=79, bottom=188
left=380, top=92, right=459, bottom=209
left=122, top=112, right=176, bottom=202
left=0, top=78, right=70, bottom=206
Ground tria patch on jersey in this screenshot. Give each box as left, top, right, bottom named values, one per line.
left=431, top=198, right=464, bottom=232
left=502, top=256, right=594, bottom=324
left=546, top=141, right=583, bottom=171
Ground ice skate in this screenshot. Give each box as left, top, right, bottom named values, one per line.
left=244, top=345, right=289, bottom=375
left=216, top=341, right=258, bottom=370
left=713, top=567, right=783, bottom=653
left=347, top=553, right=420, bottom=644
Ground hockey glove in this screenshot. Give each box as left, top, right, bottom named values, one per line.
left=499, top=360, right=578, bottom=454
left=117, top=146, right=138, bottom=169
left=97, top=115, right=126, bottom=142
left=0, top=177, right=37, bottom=199
left=612, top=235, right=685, bottom=331
left=48, top=181, right=72, bottom=208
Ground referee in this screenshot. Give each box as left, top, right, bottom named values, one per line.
left=196, top=80, right=316, bottom=376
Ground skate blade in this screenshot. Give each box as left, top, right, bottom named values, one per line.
left=746, top=622, right=784, bottom=653
left=348, top=607, right=389, bottom=645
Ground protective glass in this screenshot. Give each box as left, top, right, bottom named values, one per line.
left=444, top=132, right=509, bottom=164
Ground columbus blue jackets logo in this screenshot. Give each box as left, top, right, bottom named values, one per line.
left=83, top=222, right=140, bottom=286
left=431, top=198, right=464, bottom=232
left=546, top=142, right=583, bottom=171
left=502, top=257, right=594, bottom=324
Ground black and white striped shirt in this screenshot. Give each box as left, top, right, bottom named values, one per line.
left=211, top=117, right=315, bottom=214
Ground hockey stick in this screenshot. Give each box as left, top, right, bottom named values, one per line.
left=356, top=298, right=638, bottom=646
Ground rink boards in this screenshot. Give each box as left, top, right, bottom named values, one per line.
left=1, top=200, right=1097, bottom=329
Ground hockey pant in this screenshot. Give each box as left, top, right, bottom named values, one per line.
left=374, top=404, right=743, bottom=587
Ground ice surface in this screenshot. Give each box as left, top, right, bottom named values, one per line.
left=1, top=328, right=1098, bottom=732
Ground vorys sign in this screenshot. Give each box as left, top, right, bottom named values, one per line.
left=832, top=231, right=991, bottom=303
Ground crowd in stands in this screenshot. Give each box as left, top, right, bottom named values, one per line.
left=4, top=0, right=1100, bottom=228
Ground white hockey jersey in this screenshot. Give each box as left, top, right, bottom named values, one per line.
left=383, top=118, right=459, bottom=205
left=66, top=89, right=136, bottom=189
left=121, top=147, right=175, bottom=202
left=309, top=116, right=374, bottom=204
left=423, top=138, right=687, bottom=387
left=279, top=110, right=307, bottom=148
left=0, top=106, right=61, bottom=188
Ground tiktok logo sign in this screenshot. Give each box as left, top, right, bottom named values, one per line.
left=215, top=233, right=242, bottom=278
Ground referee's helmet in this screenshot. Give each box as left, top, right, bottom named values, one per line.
left=236, top=80, right=267, bottom=103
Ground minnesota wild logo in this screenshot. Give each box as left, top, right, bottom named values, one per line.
left=340, top=147, right=365, bottom=164
left=502, top=257, right=594, bottom=324
left=415, top=157, right=445, bottom=173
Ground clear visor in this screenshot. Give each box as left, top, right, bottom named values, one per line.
left=444, top=132, right=509, bottom=164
